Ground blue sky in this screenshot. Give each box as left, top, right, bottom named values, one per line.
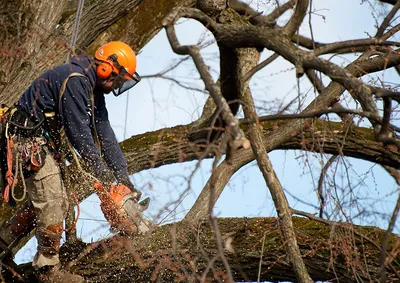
left=15, top=3, right=400, bottom=280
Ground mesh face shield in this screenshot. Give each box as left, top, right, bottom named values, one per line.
left=111, top=71, right=141, bottom=97
left=108, top=54, right=141, bottom=97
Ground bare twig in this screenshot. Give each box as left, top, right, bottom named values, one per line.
left=244, top=52, right=279, bottom=82
left=317, top=156, right=338, bottom=219
left=292, top=208, right=400, bottom=278
left=208, top=153, right=235, bottom=283
left=314, top=38, right=400, bottom=56
left=257, top=232, right=267, bottom=283
left=240, top=108, right=383, bottom=127
left=376, top=0, right=400, bottom=37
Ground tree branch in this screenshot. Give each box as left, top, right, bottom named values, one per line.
left=184, top=45, right=400, bottom=222
left=162, top=8, right=250, bottom=150
left=241, top=84, right=313, bottom=281
left=283, top=0, right=309, bottom=37
left=376, top=0, right=400, bottom=37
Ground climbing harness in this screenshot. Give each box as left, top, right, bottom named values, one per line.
left=0, top=105, right=46, bottom=205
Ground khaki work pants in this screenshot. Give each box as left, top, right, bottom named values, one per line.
left=26, top=149, right=69, bottom=268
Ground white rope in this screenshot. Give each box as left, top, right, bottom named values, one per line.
left=11, top=150, right=27, bottom=202
left=65, top=0, right=85, bottom=63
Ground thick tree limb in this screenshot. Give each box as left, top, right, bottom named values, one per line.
left=1, top=117, right=396, bottom=222
left=12, top=217, right=398, bottom=282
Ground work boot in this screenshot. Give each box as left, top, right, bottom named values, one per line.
left=34, top=224, right=83, bottom=282
left=37, top=264, right=83, bottom=283
left=32, top=223, right=83, bottom=283
left=34, top=224, right=63, bottom=268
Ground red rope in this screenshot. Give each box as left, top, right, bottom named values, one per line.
left=4, top=137, right=16, bottom=203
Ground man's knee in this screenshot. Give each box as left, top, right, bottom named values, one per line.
left=30, top=173, right=69, bottom=227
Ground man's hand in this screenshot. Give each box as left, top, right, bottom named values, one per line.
left=116, top=176, right=142, bottom=201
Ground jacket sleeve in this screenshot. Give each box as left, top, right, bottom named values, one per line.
left=93, top=92, right=134, bottom=189
left=60, top=77, right=114, bottom=182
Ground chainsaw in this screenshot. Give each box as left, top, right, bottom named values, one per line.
left=93, top=181, right=151, bottom=235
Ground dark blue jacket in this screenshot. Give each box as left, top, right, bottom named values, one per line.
left=18, top=55, right=130, bottom=184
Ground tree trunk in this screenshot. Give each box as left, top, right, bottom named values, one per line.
left=0, top=0, right=193, bottom=104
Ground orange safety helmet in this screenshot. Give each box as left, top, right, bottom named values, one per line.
left=95, top=41, right=137, bottom=79
left=94, top=41, right=141, bottom=96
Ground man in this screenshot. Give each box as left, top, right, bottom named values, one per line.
left=0, top=41, right=143, bottom=282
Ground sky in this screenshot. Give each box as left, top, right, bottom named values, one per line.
left=14, top=1, right=400, bottom=280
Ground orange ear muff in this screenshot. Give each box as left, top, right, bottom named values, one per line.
left=96, top=61, right=113, bottom=79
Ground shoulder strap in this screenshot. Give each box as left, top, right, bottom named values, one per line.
left=58, top=72, right=86, bottom=113
left=58, top=72, right=101, bottom=149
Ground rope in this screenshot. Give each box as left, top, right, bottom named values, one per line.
left=65, top=0, right=85, bottom=63
left=11, top=149, right=27, bottom=202
left=4, top=137, right=15, bottom=203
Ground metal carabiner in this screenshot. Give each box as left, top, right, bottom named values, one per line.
left=4, top=108, right=18, bottom=139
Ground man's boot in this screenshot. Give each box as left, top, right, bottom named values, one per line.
left=35, top=224, right=83, bottom=283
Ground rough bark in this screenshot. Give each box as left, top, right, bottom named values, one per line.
left=121, top=119, right=400, bottom=176
left=13, top=217, right=400, bottom=282
left=0, top=0, right=193, bottom=104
